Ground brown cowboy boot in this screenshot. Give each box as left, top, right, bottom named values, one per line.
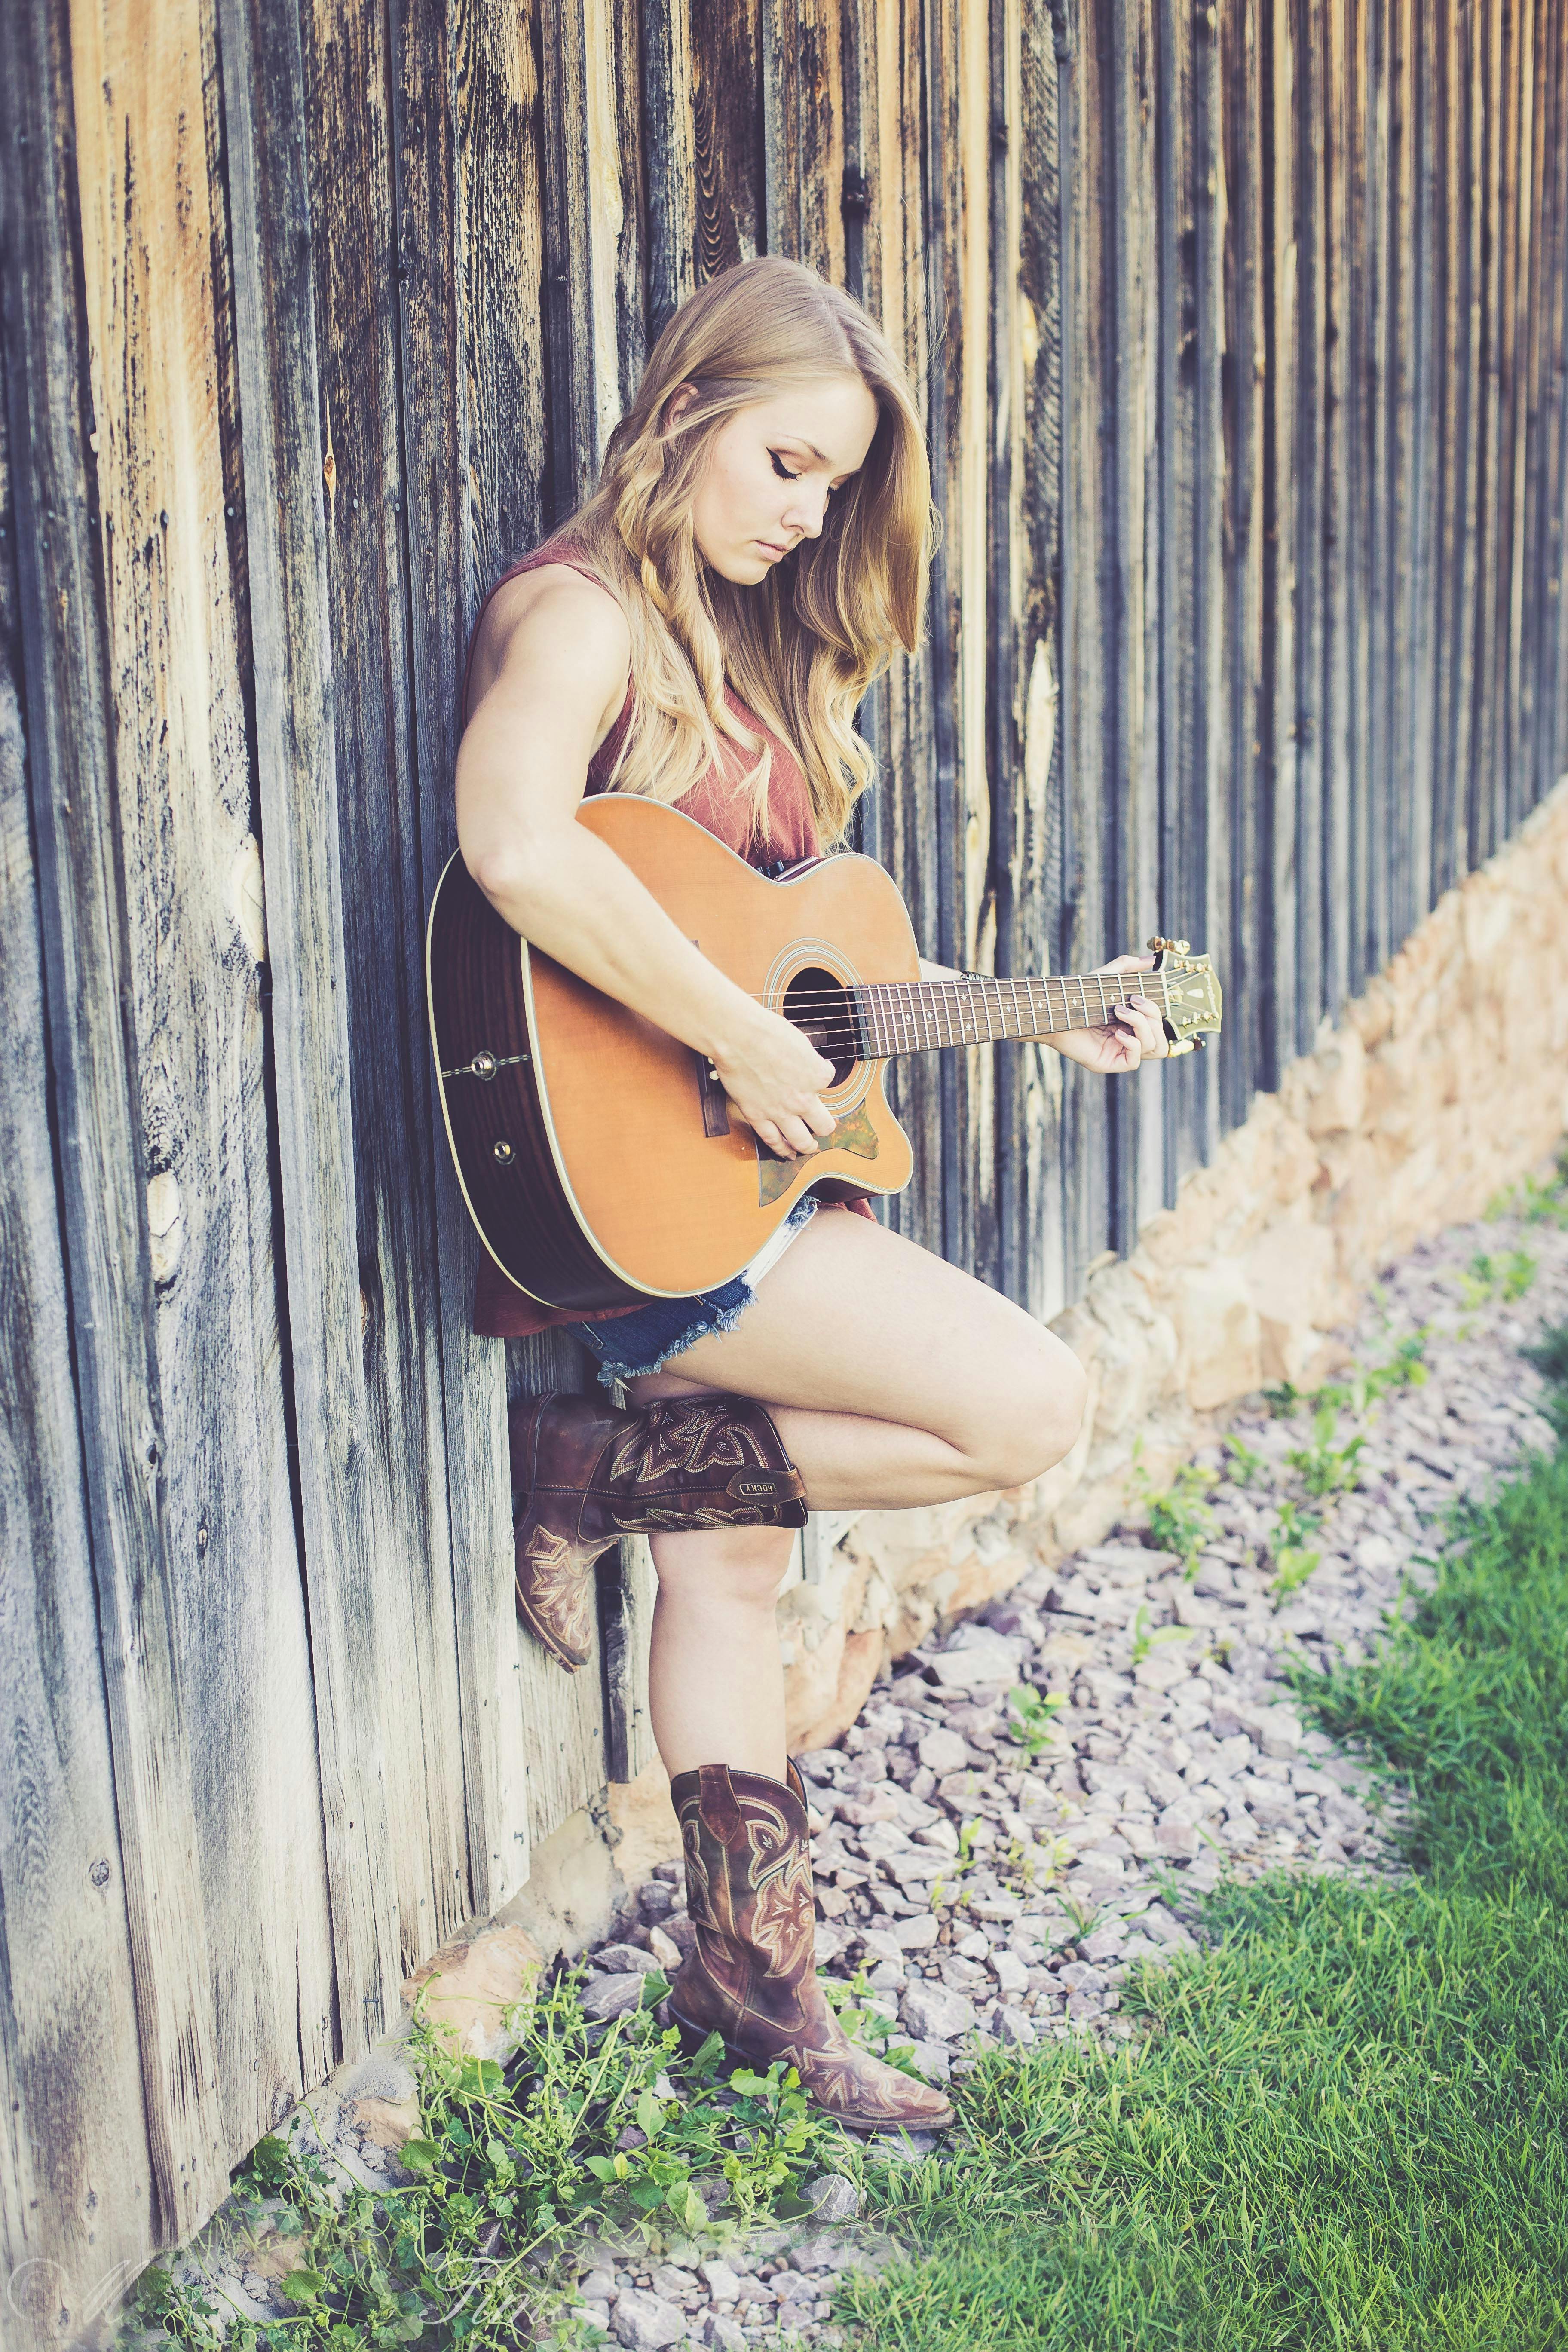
left=508, top=1391, right=808, bottom=1670
left=665, top=1762, right=955, bottom=2132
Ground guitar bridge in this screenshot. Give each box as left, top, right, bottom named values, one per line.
left=696, top=1054, right=730, bottom=1137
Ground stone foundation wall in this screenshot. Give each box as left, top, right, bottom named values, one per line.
left=595, top=772, right=1568, bottom=1892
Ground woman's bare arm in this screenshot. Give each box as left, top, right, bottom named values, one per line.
left=455, top=570, right=836, bottom=1158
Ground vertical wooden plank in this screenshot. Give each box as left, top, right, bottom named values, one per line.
left=1344, top=0, right=1363, bottom=992
left=297, top=0, right=514, bottom=1949
left=643, top=0, right=698, bottom=332
left=1523, top=0, right=1568, bottom=810
left=459, top=0, right=550, bottom=590
left=507, top=1335, right=609, bottom=1842
left=1256, top=0, right=1298, bottom=1093
left=0, top=291, right=155, bottom=2352
left=1404, top=0, right=1438, bottom=919
left=535, top=0, right=651, bottom=1813
left=1471, top=0, right=1509, bottom=864
left=763, top=0, right=845, bottom=280
left=867, top=0, right=943, bottom=1260
left=1494, top=0, right=1529, bottom=841
left=1106, top=0, right=1161, bottom=1246
left=68, top=0, right=339, bottom=2144
left=1385, top=0, right=1421, bottom=950
left=1292, top=0, right=1328, bottom=1046
left=1155, top=0, right=1206, bottom=1201
left=1059, top=0, right=1113, bottom=1290
left=691, top=0, right=764, bottom=278
left=1008, top=0, right=1070, bottom=1315
left=214, top=0, right=407, bottom=2061
left=0, top=0, right=230, bottom=2241
left=1320, top=0, right=1352, bottom=1020
left=1436, top=0, right=1484, bottom=892
left=1219, top=0, right=1267, bottom=1130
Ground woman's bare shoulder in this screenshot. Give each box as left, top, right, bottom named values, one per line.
left=469, top=561, right=632, bottom=731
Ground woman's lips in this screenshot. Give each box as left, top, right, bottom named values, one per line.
left=757, top=539, right=788, bottom=558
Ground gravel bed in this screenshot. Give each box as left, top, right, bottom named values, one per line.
left=569, top=1193, right=1568, bottom=2346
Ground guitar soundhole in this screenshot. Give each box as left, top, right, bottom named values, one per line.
left=783, top=965, right=858, bottom=1088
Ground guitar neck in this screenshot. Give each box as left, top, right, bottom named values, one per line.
left=854, top=971, right=1173, bottom=1057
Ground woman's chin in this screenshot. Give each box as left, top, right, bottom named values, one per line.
left=702, top=545, right=778, bottom=587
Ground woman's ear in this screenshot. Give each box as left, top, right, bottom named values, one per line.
left=663, top=382, right=698, bottom=433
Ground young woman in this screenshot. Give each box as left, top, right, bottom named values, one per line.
left=456, top=257, right=1169, bottom=2131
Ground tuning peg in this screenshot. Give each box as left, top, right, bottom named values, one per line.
left=1147, top=935, right=1171, bottom=953
left=1173, top=938, right=1191, bottom=956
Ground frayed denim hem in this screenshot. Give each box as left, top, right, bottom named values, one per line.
left=587, top=1288, right=753, bottom=1388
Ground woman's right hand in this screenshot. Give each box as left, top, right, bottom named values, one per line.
left=708, top=1004, right=837, bottom=1159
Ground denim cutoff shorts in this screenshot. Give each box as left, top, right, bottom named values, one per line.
left=568, top=1194, right=818, bottom=1388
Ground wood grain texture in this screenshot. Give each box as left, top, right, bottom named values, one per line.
left=215, top=0, right=407, bottom=2065
left=1, top=0, right=232, bottom=2243
left=0, top=233, right=156, bottom=2352
left=67, top=0, right=339, bottom=2162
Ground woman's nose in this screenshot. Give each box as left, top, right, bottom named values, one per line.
left=781, top=487, right=828, bottom=538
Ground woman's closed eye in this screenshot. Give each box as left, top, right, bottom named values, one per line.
left=770, top=451, right=801, bottom=482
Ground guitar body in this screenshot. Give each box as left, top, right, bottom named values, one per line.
left=427, top=797, right=921, bottom=1310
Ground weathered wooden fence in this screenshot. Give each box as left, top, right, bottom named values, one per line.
left=3, top=0, right=1567, bottom=2336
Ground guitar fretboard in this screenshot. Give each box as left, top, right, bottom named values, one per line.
left=852, top=971, right=1173, bottom=1057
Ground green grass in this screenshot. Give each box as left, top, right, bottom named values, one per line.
left=836, top=1358, right=1568, bottom=2350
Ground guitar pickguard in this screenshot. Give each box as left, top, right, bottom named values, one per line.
left=757, top=1100, right=881, bottom=1204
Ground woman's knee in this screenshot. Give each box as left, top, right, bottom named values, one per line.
left=650, top=1521, right=797, bottom=1610
left=965, top=1330, right=1088, bottom=1491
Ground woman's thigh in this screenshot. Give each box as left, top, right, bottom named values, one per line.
left=627, top=1207, right=1085, bottom=1456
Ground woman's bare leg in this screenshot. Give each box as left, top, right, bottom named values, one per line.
left=634, top=1208, right=1088, bottom=1507
left=645, top=1524, right=794, bottom=1779
left=633, top=1212, right=1088, bottom=1776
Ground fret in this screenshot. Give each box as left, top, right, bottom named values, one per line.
left=865, top=960, right=1203, bottom=1057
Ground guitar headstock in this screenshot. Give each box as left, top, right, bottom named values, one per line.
left=1148, top=937, right=1223, bottom=1054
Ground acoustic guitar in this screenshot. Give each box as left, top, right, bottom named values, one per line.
left=426, top=797, right=1222, bottom=1313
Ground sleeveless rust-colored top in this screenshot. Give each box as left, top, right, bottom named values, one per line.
left=463, top=539, right=869, bottom=1340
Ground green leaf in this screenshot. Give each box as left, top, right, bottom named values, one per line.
left=281, top=2268, right=324, bottom=2303
left=584, top=2154, right=621, bottom=2183
left=398, top=2138, right=441, bottom=2174
left=635, top=2087, right=666, bottom=2138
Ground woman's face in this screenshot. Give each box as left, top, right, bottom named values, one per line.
left=674, top=377, right=880, bottom=585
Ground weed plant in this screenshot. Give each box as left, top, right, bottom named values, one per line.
left=131, top=1970, right=852, bottom=2348
left=832, top=1337, right=1568, bottom=2351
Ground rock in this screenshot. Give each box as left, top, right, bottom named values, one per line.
left=611, top=2287, right=688, bottom=2349
left=900, top=1982, right=976, bottom=2042
left=917, top=1727, right=970, bottom=1776
left=905, top=2036, right=953, bottom=2083
left=1256, top=1704, right=1304, bottom=1758
left=649, top=2263, right=698, bottom=2300
left=578, top=2268, right=617, bottom=2303
left=806, top=2173, right=864, bottom=2223
left=968, top=1893, right=1021, bottom=1922
left=573, top=2303, right=612, bottom=2334
left=994, top=2004, right=1036, bottom=2045
left=580, top=1972, right=649, bottom=2021
left=594, top=1943, right=663, bottom=1975
left=637, top=1881, right=678, bottom=1923
left=1080, top=1927, right=1124, bottom=1961
left=888, top=1911, right=940, bottom=1951
left=646, top=1924, right=683, bottom=1969
left=1066, top=1989, right=1105, bottom=2021
left=926, top=1638, right=1020, bottom=1691
left=702, top=2315, right=747, bottom=2352
left=991, top=1948, right=1029, bottom=1997
left=699, top=2258, right=743, bottom=2302
left=1057, top=1960, right=1108, bottom=1992
left=1155, top=1812, right=1201, bottom=1858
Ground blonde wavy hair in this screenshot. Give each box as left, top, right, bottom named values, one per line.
left=561, top=257, right=934, bottom=846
